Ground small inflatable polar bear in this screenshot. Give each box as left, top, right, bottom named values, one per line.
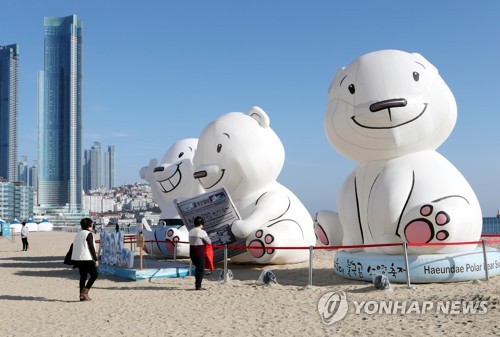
left=139, top=138, right=204, bottom=258
left=315, top=50, right=482, bottom=254
left=193, top=107, right=316, bottom=264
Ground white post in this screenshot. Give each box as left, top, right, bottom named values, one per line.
left=403, top=242, right=412, bottom=289
left=173, top=241, right=177, bottom=262
left=308, top=245, right=314, bottom=286
left=223, top=244, right=228, bottom=283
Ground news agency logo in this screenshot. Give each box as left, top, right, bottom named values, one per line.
left=318, top=291, right=489, bottom=324
left=317, top=291, right=349, bottom=324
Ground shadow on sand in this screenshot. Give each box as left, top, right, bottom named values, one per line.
left=0, top=295, right=75, bottom=303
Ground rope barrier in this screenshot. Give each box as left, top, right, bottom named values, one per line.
left=96, top=232, right=500, bottom=287
left=407, top=240, right=482, bottom=246
left=111, top=238, right=500, bottom=250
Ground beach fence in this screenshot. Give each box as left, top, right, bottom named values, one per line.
left=211, top=238, right=500, bottom=288
left=482, top=217, right=500, bottom=234
left=99, top=234, right=500, bottom=287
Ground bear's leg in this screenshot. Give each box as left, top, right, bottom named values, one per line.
left=314, top=210, right=343, bottom=246
left=399, top=198, right=480, bottom=254
left=165, top=226, right=190, bottom=258
left=245, top=220, right=315, bottom=264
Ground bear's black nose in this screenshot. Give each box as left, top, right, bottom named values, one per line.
left=153, top=166, right=164, bottom=172
left=370, top=98, right=407, bottom=112
left=193, top=171, right=207, bottom=179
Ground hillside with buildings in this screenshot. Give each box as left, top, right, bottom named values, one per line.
left=82, top=183, right=160, bottom=228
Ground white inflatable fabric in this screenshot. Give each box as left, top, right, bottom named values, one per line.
left=139, top=138, right=204, bottom=258
left=37, top=218, right=54, bottom=232
left=317, top=50, right=482, bottom=254
left=193, top=107, right=316, bottom=264
left=10, top=219, right=22, bottom=234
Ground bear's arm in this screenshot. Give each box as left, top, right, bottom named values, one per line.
left=231, top=189, right=291, bottom=238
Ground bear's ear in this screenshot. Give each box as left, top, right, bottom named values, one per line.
left=248, top=106, right=270, bottom=128
left=412, top=53, right=438, bottom=73
left=328, top=67, right=346, bottom=95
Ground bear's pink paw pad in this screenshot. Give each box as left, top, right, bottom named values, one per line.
left=165, top=229, right=180, bottom=254
left=248, top=233, right=275, bottom=258
left=404, top=204, right=450, bottom=243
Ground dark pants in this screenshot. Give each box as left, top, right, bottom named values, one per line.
left=76, top=261, right=98, bottom=292
left=22, top=238, right=28, bottom=251
left=190, top=245, right=206, bottom=288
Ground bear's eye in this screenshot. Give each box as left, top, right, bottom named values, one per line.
left=413, top=71, right=419, bottom=82
left=348, top=84, right=355, bottom=94
left=217, top=144, right=222, bottom=153
left=178, top=152, right=184, bottom=158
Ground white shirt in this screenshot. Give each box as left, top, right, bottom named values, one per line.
left=189, top=227, right=211, bottom=246
left=71, top=230, right=97, bottom=261
left=21, top=226, right=29, bottom=238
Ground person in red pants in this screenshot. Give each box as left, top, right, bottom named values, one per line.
left=189, top=216, right=211, bottom=290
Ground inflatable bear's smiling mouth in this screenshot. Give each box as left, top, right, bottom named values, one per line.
left=351, top=102, right=428, bottom=129
left=194, top=168, right=225, bottom=190
left=154, top=162, right=183, bottom=193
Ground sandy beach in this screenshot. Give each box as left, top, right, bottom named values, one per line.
left=1, top=231, right=499, bottom=337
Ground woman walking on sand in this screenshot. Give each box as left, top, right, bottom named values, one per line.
left=71, top=218, right=99, bottom=301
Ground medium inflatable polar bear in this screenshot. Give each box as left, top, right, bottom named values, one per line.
left=316, top=50, right=482, bottom=254
left=139, top=138, right=204, bottom=258
left=193, top=107, right=316, bottom=264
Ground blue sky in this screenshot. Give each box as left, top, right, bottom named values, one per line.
left=2, top=1, right=499, bottom=216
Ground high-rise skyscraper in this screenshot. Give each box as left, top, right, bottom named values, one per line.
left=0, top=44, right=19, bottom=183
left=83, top=141, right=101, bottom=192
left=91, top=142, right=101, bottom=189
left=37, top=15, right=83, bottom=211
left=18, top=155, right=28, bottom=184
left=29, top=160, right=38, bottom=206
left=83, top=148, right=90, bottom=192
left=104, top=145, right=115, bottom=189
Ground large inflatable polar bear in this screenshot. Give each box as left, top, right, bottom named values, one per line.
left=193, top=107, right=316, bottom=264
left=315, top=50, right=482, bottom=254
left=139, top=138, right=204, bottom=258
